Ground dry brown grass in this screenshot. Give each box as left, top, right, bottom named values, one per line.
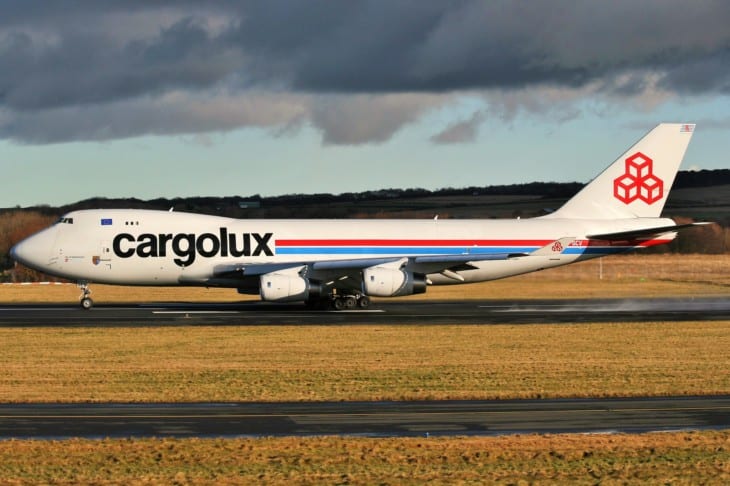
left=2, top=254, right=729, bottom=304
left=1, top=322, right=729, bottom=402
left=0, top=431, right=728, bottom=484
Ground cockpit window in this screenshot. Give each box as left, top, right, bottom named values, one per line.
left=56, top=217, right=74, bottom=224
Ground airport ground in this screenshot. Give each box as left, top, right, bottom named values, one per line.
left=0, top=253, right=728, bottom=483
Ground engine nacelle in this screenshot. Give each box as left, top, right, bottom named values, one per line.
left=260, top=272, right=322, bottom=302
left=362, top=266, right=427, bottom=297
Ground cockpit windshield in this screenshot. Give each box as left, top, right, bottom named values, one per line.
left=56, top=217, right=74, bottom=224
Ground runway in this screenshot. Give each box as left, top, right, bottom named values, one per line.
left=0, top=297, right=728, bottom=326
left=1, top=396, right=728, bottom=439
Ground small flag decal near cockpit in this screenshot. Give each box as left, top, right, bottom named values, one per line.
left=101, top=218, right=113, bottom=226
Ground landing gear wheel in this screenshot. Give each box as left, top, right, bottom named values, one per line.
left=78, top=282, right=93, bottom=310
left=333, top=297, right=346, bottom=311
left=357, top=295, right=371, bottom=309
left=343, top=296, right=357, bottom=309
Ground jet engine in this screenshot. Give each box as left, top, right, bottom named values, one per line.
left=260, top=270, right=322, bottom=302
left=362, top=265, right=427, bottom=297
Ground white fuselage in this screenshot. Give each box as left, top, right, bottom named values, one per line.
left=14, top=209, right=675, bottom=287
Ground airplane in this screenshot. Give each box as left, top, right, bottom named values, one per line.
left=10, top=123, right=704, bottom=310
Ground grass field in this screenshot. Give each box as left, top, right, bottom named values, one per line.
left=1, top=321, right=728, bottom=402
left=1, top=431, right=728, bottom=484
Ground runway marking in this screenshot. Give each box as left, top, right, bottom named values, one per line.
left=479, top=303, right=608, bottom=309
left=152, top=311, right=241, bottom=315
left=0, top=307, right=75, bottom=311
left=337, top=310, right=385, bottom=313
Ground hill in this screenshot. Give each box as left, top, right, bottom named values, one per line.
left=9, top=169, right=729, bottom=222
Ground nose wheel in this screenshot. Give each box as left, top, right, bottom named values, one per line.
left=78, top=282, right=93, bottom=310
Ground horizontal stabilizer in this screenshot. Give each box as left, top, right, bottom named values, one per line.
left=587, top=222, right=712, bottom=241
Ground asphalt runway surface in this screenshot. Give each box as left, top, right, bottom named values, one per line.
left=1, top=397, right=729, bottom=439
left=0, top=297, right=729, bottom=326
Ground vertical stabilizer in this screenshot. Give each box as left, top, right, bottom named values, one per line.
left=546, top=123, right=695, bottom=219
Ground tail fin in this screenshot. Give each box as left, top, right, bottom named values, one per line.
left=546, top=123, right=695, bottom=219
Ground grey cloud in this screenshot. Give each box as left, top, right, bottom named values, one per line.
left=430, top=111, right=485, bottom=144
left=311, top=94, right=445, bottom=145
left=0, top=91, right=441, bottom=146
left=0, top=91, right=309, bottom=144
left=658, top=50, right=730, bottom=94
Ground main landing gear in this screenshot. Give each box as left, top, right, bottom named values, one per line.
left=306, top=293, right=371, bottom=311
left=78, top=282, right=93, bottom=310
left=332, top=294, right=371, bottom=311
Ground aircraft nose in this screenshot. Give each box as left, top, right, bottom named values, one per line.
left=10, top=227, right=57, bottom=271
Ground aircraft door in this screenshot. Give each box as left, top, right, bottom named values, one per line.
left=96, top=240, right=113, bottom=270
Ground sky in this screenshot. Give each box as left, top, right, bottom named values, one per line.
left=2, top=1, right=730, bottom=208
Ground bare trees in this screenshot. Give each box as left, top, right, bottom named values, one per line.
left=0, top=211, right=57, bottom=282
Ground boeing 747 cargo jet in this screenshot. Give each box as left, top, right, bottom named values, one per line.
left=11, top=123, right=701, bottom=310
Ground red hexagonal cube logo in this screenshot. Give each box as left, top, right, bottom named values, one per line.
left=613, top=174, right=639, bottom=203
left=613, top=151, right=663, bottom=205
left=638, top=174, right=663, bottom=204
left=626, top=152, right=652, bottom=179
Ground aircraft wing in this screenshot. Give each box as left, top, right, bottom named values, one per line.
left=199, top=252, right=525, bottom=288
left=208, top=252, right=526, bottom=279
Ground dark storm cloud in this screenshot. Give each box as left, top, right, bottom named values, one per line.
left=1, top=1, right=730, bottom=144
left=222, top=0, right=730, bottom=94
left=0, top=16, right=239, bottom=110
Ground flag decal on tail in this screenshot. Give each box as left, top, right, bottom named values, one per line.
left=613, top=152, right=663, bottom=205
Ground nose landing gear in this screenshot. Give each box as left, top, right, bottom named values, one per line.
left=78, top=282, right=93, bottom=310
